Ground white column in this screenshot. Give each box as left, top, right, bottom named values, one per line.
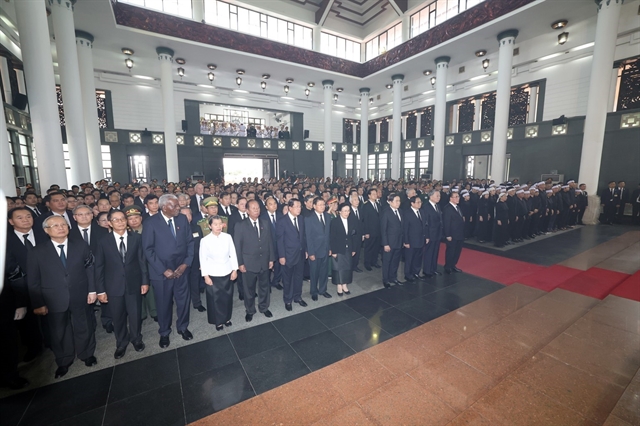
left=14, top=0, right=67, bottom=189
left=432, top=56, right=450, bottom=181
left=416, top=111, right=421, bottom=137
left=490, top=30, right=518, bottom=183
left=473, top=98, right=481, bottom=130
left=376, top=122, right=380, bottom=143
left=607, top=67, right=618, bottom=113
left=391, top=74, right=403, bottom=179
left=528, top=86, right=538, bottom=123
left=313, top=26, right=322, bottom=52
left=359, top=88, right=370, bottom=180
left=76, top=31, right=103, bottom=182
left=15, top=70, right=26, bottom=95
left=157, top=47, right=179, bottom=182
left=323, top=80, right=333, bottom=179
left=0, top=106, right=14, bottom=195
left=0, top=58, right=12, bottom=104
left=192, top=0, right=204, bottom=22
left=50, top=0, right=91, bottom=185
left=578, top=0, right=623, bottom=224
left=402, top=13, right=411, bottom=42
left=450, top=103, right=459, bottom=133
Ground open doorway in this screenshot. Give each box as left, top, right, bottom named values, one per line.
left=129, top=155, right=150, bottom=183
left=223, top=157, right=264, bottom=184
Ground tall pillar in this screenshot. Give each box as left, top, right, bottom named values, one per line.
left=490, top=30, right=518, bottom=183
left=0, top=57, right=12, bottom=104
left=402, top=14, right=411, bottom=41
left=391, top=74, right=403, bottom=179
left=323, top=80, right=333, bottom=178
left=0, top=106, right=14, bottom=195
left=313, top=26, right=322, bottom=52
left=76, top=31, right=103, bottom=182
left=578, top=0, right=623, bottom=225
left=432, top=56, right=450, bottom=181
left=192, top=0, right=204, bottom=22
left=14, top=0, right=67, bottom=189
left=473, top=98, right=482, bottom=131
left=157, top=47, right=179, bottom=182
left=528, top=86, right=538, bottom=123
left=50, top=0, right=91, bottom=185
left=359, top=88, right=370, bottom=181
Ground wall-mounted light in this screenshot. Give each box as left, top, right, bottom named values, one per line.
left=236, top=76, right=242, bottom=87
left=369, top=97, right=373, bottom=105
left=308, top=82, right=315, bottom=87
left=482, top=59, right=490, bottom=71
left=336, top=87, right=343, bottom=92
left=261, top=81, right=267, bottom=92
left=262, top=73, right=270, bottom=79
left=175, top=58, right=186, bottom=65
left=122, top=47, right=134, bottom=55
left=304, top=88, right=310, bottom=98
left=236, top=69, right=245, bottom=75
left=333, top=94, right=338, bottom=103
left=385, top=84, right=392, bottom=89
left=558, top=32, right=569, bottom=45
left=124, top=58, right=134, bottom=71
left=207, top=72, right=214, bottom=84
left=551, top=19, right=568, bottom=30
left=284, top=85, right=289, bottom=94
left=430, top=76, right=436, bottom=88
left=177, top=67, right=185, bottom=79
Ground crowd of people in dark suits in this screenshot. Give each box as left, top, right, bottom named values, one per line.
left=2, top=174, right=637, bottom=390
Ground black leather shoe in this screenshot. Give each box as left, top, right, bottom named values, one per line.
left=394, top=280, right=405, bottom=286
left=225, top=321, right=232, bottom=327
left=195, top=305, right=206, bottom=312
left=365, top=266, right=372, bottom=271
left=312, top=294, right=318, bottom=301
left=275, top=284, right=283, bottom=290
left=322, top=292, right=332, bottom=298
left=114, top=347, right=126, bottom=359
left=343, top=290, right=351, bottom=295
left=433, top=271, right=442, bottom=276
left=178, top=329, right=193, bottom=340
left=295, top=299, right=308, bottom=307
left=452, top=267, right=463, bottom=273
left=54, top=365, right=69, bottom=379
left=263, top=310, right=273, bottom=318
left=354, top=268, right=363, bottom=273
left=245, top=313, right=253, bottom=322
left=133, top=341, right=145, bottom=352
left=215, top=325, right=224, bottom=331
left=7, top=377, right=29, bottom=390
left=337, top=292, right=344, bottom=296
left=383, top=282, right=391, bottom=288
left=104, top=323, right=114, bottom=334
left=159, top=336, right=170, bottom=348
left=84, top=356, right=97, bottom=367
left=285, top=303, right=292, bottom=311
left=445, top=269, right=452, bottom=274
left=405, top=276, right=415, bottom=282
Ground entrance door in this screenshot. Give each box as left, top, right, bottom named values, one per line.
left=129, top=155, right=150, bottom=183
left=465, top=154, right=511, bottom=181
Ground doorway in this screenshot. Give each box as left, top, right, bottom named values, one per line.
left=222, top=155, right=276, bottom=184
left=464, top=154, right=511, bottom=181
left=129, top=155, right=150, bottom=183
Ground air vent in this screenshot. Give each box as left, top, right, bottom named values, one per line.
left=459, top=66, right=465, bottom=74
left=513, top=47, right=519, bottom=56
left=404, top=85, right=409, bottom=91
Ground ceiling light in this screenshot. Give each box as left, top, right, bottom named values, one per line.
left=177, top=67, right=184, bottom=78
left=422, top=90, right=434, bottom=95
left=286, top=78, right=294, bottom=83
left=207, top=64, right=217, bottom=70
left=333, top=94, right=338, bottom=103
left=538, top=52, right=563, bottom=61
left=369, top=106, right=378, bottom=110
left=423, top=70, right=432, bottom=76
left=475, top=50, right=487, bottom=57
left=284, top=85, right=289, bottom=94
left=236, top=76, right=242, bottom=87
left=558, top=32, right=569, bottom=45
left=207, top=72, right=214, bottom=83
left=571, top=42, right=594, bottom=51
left=124, top=58, right=134, bottom=71
left=470, top=75, right=488, bottom=81
left=430, top=76, right=436, bottom=88
left=336, top=87, right=343, bottom=92
left=197, top=84, right=215, bottom=88
left=385, top=84, right=392, bottom=89
left=281, top=96, right=294, bottom=100
left=551, top=20, right=568, bottom=30
left=236, top=69, right=245, bottom=75
left=132, top=75, right=153, bottom=80
left=304, top=88, right=310, bottom=98
left=482, top=59, right=490, bottom=71
left=308, top=82, right=315, bottom=87
left=233, top=89, right=248, bottom=93
left=121, top=48, right=134, bottom=55
left=261, top=81, right=267, bottom=91
left=175, top=58, right=186, bottom=65
left=262, top=73, right=270, bottom=79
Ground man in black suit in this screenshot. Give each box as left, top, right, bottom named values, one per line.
left=235, top=200, right=275, bottom=321
left=361, top=188, right=381, bottom=271
left=261, top=197, right=283, bottom=290
left=276, top=199, right=308, bottom=311
left=305, top=198, right=332, bottom=301
left=615, top=181, right=628, bottom=223
left=134, top=185, right=149, bottom=210
left=190, top=183, right=206, bottom=222
left=142, top=194, right=195, bottom=349
left=421, top=189, right=443, bottom=277
left=218, top=193, right=236, bottom=218
left=600, top=181, right=617, bottom=225
left=631, top=183, right=640, bottom=225
left=380, top=193, right=404, bottom=288
left=403, top=196, right=428, bottom=282
left=227, top=197, right=248, bottom=301
left=348, top=192, right=364, bottom=273
left=34, top=191, right=77, bottom=241
left=95, top=210, right=149, bottom=359
left=27, top=216, right=97, bottom=379
left=180, top=207, right=206, bottom=313
left=442, top=192, right=465, bottom=274
left=23, top=191, right=42, bottom=218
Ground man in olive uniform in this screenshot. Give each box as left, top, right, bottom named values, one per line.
left=125, top=206, right=157, bottom=322
left=197, top=197, right=229, bottom=236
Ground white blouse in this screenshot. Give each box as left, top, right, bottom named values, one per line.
left=199, top=232, right=239, bottom=277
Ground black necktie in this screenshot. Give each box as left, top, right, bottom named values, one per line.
left=58, top=244, right=67, bottom=268
left=168, top=218, right=176, bottom=239
left=417, top=210, right=422, bottom=222
left=456, top=205, right=462, bottom=217
left=373, top=203, right=378, bottom=213
left=435, top=204, right=440, bottom=214
left=32, top=207, right=40, bottom=217
left=23, top=234, right=34, bottom=249
left=271, top=214, right=275, bottom=226
left=320, top=215, right=325, bottom=228
left=394, top=210, right=400, bottom=221
left=82, top=228, right=89, bottom=245
left=355, top=210, right=359, bottom=220
left=119, top=236, right=126, bottom=263
left=293, top=217, right=299, bottom=233
left=253, top=221, right=260, bottom=238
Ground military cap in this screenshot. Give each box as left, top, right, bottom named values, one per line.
left=203, top=196, right=218, bottom=207
left=125, top=205, right=143, bottom=216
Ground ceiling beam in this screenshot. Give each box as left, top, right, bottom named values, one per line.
left=387, top=0, right=408, bottom=16
left=315, top=0, right=335, bottom=25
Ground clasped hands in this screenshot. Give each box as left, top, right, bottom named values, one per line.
left=164, top=264, right=188, bottom=280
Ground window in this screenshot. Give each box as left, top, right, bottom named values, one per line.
left=321, top=32, right=361, bottom=62
left=411, top=0, right=485, bottom=39
left=614, top=57, right=640, bottom=111
left=410, top=1, right=437, bottom=38
left=57, top=86, right=111, bottom=130
left=204, top=0, right=312, bottom=49
left=62, top=144, right=72, bottom=185
left=101, top=145, right=113, bottom=179
left=223, top=109, right=249, bottom=124
left=121, top=0, right=193, bottom=19
left=377, top=153, right=388, bottom=180
left=403, top=151, right=416, bottom=180
left=248, top=118, right=266, bottom=126
left=365, top=23, right=402, bottom=61
left=419, top=150, right=430, bottom=176
left=204, top=113, right=224, bottom=122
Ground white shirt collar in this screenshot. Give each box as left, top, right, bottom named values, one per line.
left=51, top=238, right=68, bottom=250
left=113, top=230, right=128, bottom=242
left=15, top=229, right=34, bottom=243
left=161, top=212, right=173, bottom=224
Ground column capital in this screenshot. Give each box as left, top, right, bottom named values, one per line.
left=359, top=88, right=370, bottom=95
left=435, top=56, right=451, bottom=65
left=391, top=74, right=404, bottom=83
left=497, top=29, right=519, bottom=42
left=595, top=0, right=624, bottom=9
left=75, top=30, right=94, bottom=48
left=322, top=79, right=334, bottom=87
left=156, top=47, right=175, bottom=61
left=48, top=0, right=76, bottom=11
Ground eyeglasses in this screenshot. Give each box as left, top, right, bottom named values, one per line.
left=45, top=223, right=68, bottom=229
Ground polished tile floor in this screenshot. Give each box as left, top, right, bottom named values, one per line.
left=2, top=224, right=638, bottom=426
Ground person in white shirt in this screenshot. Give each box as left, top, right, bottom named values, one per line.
left=199, top=215, right=238, bottom=331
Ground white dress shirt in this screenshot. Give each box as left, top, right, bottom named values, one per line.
left=113, top=230, right=128, bottom=251
left=288, top=212, right=299, bottom=229
left=199, top=232, right=238, bottom=277
left=78, top=225, right=92, bottom=244
left=15, top=229, right=35, bottom=246
left=341, top=217, right=349, bottom=234
left=51, top=238, right=68, bottom=256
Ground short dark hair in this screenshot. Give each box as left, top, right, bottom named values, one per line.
left=409, top=195, right=421, bottom=204
left=107, top=209, right=126, bottom=221
left=288, top=199, right=301, bottom=208
left=312, top=197, right=324, bottom=206
left=122, top=193, right=134, bottom=201
left=144, top=194, right=159, bottom=204
left=367, top=188, right=377, bottom=197
left=8, top=207, right=32, bottom=220
left=387, top=193, right=399, bottom=203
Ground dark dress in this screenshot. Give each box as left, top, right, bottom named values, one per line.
left=493, top=201, right=510, bottom=247
left=329, top=216, right=357, bottom=285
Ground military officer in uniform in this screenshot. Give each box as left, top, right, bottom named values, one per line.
left=197, top=197, right=229, bottom=236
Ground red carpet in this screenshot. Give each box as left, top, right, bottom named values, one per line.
left=518, top=265, right=583, bottom=292
left=437, top=244, right=545, bottom=285
left=558, top=267, right=630, bottom=300
left=610, top=271, right=640, bottom=302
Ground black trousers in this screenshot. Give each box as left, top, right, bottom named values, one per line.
left=189, top=266, right=204, bottom=308
left=152, top=272, right=191, bottom=337
left=363, top=235, right=381, bottom=267
left=270, top=261, right=282, bottom=287
left=242, top=270, right=271, bottom=315
left=309, top=256, right=329, bottom=296
left=100, top=300, right=112, bottom=329
left=109, top=292, right=143, bottom=350
left=422, top=239, right=440, bottom=274
left=205, top=274, right=233, bottom=326
left=444, top=239, right=463, bottom=270
left=352, top=241, right=362, bottom=271
left=281, top=259, right=303, bottom=304
left=0, top=320, right=20, bottom=383
left=47, top=305, right=96, bottom=367
left=382, top=247, right=401, bottom=283
left=404, top=246, right=423, bottom=279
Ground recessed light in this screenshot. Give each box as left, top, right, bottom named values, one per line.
left=475, top=50, right=487, bottom=57
left=236, top=69, right=245, bottom=75
left=262, top=74, right=270, bottom=79
left=175, top=58, right=186, bottom=65
left=538, top=52, right=563, bottom=61
left=385, top=84, right=392, bottom=89
left=336, top=87, right=344, bottom=92
left=207, top=64, right=217, bottom=70
left=423, top=70, right=432, bottom=76
left=286, top=78, right=294, bottom=83
left=121, top=48, right=134, bottom=55
left=233, top=89, right=249, bottom=93
left=551, top=20, right=568, bottom=30
left=308, top=82, right=315, bottom=87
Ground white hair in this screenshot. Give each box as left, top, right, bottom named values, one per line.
left=158, top=194, right=178, bottom=209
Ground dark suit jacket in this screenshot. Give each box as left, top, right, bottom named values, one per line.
left=380, top=207, right=404, bottom=249
left=134, top=197, right=146, bottom=209
left=442, top=203, right=465, bottom=241
left=361, top=201, right=381, bottom=237
left=6, top=230, right=47, bottom=275
left=95, top=231, right=149, bottom=297
left=27, top=239, right=95, bottom=312
left=403, top=208, right=428, bottom=248
left=276, top=214, right=307, bottom=265
left=70, top=224, right=109, bottom=254
left=422, top=201, right=443, bottom=241
left=142, top=213, right=194, bottom=281
left=615, top=187, right=628, bottom=204
left=261, top=211, right=283, bottom=257
left=600, top=188, right=616, bottom=206
left=305, top=212, right=331, bottom=259
left=329, top=216, right=358, bottom=255
left=218, top=204, right=237, bottom=219
left=349, top=207, right=364, bottom=242
left=234, top=217, right=275, bottom=273
left=227, top=211, right=248, bottom=238
left=190, top=194, right=205, bottom=222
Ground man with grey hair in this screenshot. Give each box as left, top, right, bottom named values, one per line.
left=190, top=183, right=205, bottom=222
left=142, top=194, right=195, bottom=349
